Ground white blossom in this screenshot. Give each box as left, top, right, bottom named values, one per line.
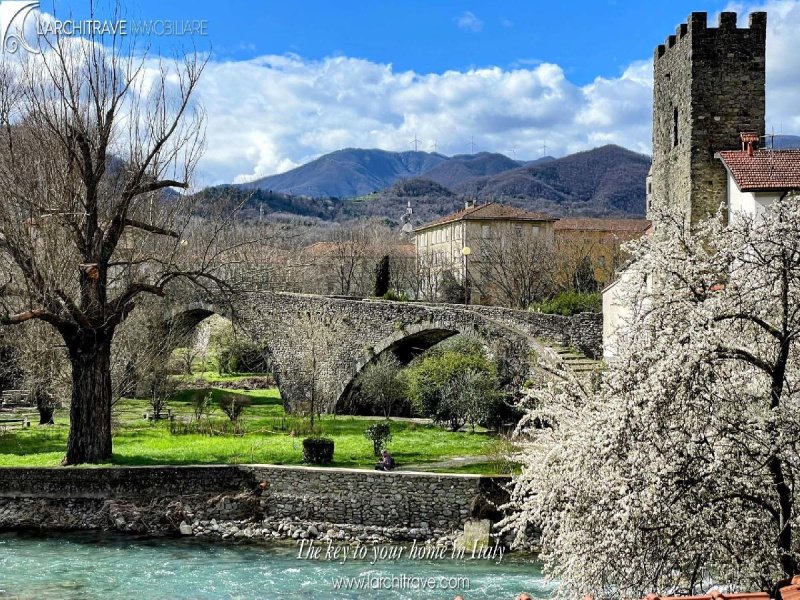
left=505, top=196, right=800, bottom=599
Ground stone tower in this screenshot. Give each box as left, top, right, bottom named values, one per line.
left=648, top=11, right=766, bottom=228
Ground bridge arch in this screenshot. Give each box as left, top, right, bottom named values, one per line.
left=171, top=292, right=602, bottom=414
left=333, top=323, right=468, bottom=413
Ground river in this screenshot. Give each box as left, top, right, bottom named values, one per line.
left=0, top=531, right=552, bottom=599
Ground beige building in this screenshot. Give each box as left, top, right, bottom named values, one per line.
left=414, top=202, right=557, bottom=304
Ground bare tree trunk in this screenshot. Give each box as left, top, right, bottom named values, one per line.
left=64, top=336, right=113, bottom=464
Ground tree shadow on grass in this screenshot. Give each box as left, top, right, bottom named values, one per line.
left=0, top=431, right=67, bottom=456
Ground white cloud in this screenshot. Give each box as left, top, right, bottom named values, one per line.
left=188, top=0, right=800, bottom=186
left=455, top=11, right=483, bottom=33
left=727, top=0, right=800, bottom=135
left=194, top=56, right=653, bottom=186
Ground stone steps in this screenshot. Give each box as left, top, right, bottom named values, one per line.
left=550, top=344, right=604, bottom=374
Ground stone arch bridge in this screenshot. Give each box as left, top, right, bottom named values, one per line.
left=171, top=292, right=602, bottom=413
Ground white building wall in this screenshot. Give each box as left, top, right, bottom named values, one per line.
left=727, top=173, right=780, bottom=220
left=603, top=274, right=630, bottom=360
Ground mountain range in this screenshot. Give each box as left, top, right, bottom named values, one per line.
left=241, top=148, right=551, bottom=199
left=236, top=144, right=650, bottom=221
left=771, top=135, right=800, bottom=150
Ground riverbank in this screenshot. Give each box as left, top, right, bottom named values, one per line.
left=0, top=465, right=515, bottom=548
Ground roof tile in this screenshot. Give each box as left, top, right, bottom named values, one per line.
left=415, top=202, right=556, bottom=231
left=717, top=149, right=800, bottom=192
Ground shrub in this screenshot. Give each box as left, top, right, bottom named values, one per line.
left=382, top=290, right=409, bottom=302
left=355, top=354, right=408, bottom=418
left=188, top=388, right=213, bottom=421
left=216, top=336, right=270, bottom=375
left=363, top=423, right=392, bottom=456
left=302, top=437, right=334, bottom=464
left=218, top=375, right=276, bottom=390
left=481, top=395, right=524, bottom=432
left=529, top=291, right=601, bottom=316
left=439, top=270, right=469, bottom=304
left=405, top=337, right=498, bottom=430
left=218, top=393, right=251, bottom=421
left=439, top=367, right=498, bottom=431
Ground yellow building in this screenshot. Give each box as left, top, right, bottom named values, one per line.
left=554, top=217, right=651, bottom=290
left=414, top=202, right=557, bottom=304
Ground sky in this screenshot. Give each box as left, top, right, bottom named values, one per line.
left=26, top=1, right=800, bottom=186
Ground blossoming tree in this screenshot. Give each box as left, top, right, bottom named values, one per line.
left=506, top=196, right=800, bottom=598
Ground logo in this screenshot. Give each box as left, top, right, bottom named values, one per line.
left=0, top=1, right=40, bottom=54
left=0, top=2, right=207, bottom=54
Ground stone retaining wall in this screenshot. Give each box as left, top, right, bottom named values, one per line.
left=0, top=465, right=511, bottom=543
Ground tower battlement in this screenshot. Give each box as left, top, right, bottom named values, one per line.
left=648, top=11, right=767, bottom=227
left=654, top=12, right=767, bottom=62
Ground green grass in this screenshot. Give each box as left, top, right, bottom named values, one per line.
left=172, top=371, right=270, bottom=384
left=422, top=462, right=521, bottom=476
left=0, top=386, right=496, bottom=470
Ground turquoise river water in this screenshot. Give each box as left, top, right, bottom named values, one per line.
left=0, top=532, right=552, bottom=599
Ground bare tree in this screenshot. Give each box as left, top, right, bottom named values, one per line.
left=0, top=28, right=243, bottom=463
left=553, top=234, right=624, bottom=293
left=0, top=321, right=69, bottom=424
left=477, top=231, right=556, bottom=308
left=295, top=310, right=337, bottom=430
left=328, top=223, right=372, bottom=296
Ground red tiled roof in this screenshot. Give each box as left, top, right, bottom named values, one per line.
left=589, top=575, right=800, bottom=600
left=717, top=149, right=800, bottom=192
left=643, top=594, right=768, bottom=600
left=555, top=217, right=651, bottom=233
left=416, top=202, right=556, bottom=231
left=302, top=242, right=415, bottom=258
left=777, top=575, right=800, bottom=600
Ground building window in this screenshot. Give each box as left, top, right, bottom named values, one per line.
left=481, top=225, right=490, bottom=239
left=673, top=107, right=679, bottom=147
left=514, top=224, right=523, bottom=237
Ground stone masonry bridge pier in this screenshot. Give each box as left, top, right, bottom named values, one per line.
left=173, top=292, right=602, bottom=413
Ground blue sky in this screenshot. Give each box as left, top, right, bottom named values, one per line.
left=75, top=0, right=730, bottom=84
left=33, top=1, right=800, bottom=186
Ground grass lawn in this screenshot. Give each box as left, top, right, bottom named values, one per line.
left=0, top=384, right=510, bottom=474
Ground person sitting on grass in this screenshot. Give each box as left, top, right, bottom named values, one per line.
left=375, top=450, right=395, bottom=471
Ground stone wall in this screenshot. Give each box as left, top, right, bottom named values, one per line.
left=0, top=465, right=510, bottom=543
left=465, top=305, right=602, bottom=359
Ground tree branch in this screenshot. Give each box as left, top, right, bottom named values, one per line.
left=713, top=346, right=775, bottom=376
left=2, top=308, right=64, bottom=327
left=123, top=219, right=180, bottom=239
left=714, top=313, right=783, bottom=341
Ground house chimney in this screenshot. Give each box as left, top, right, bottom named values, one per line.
left=464, top=199, right=475, bottom=210
left=740, top=131, right=759, bottom=156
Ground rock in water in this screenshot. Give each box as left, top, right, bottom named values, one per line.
left=456, top=518, right=491, bottom=551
